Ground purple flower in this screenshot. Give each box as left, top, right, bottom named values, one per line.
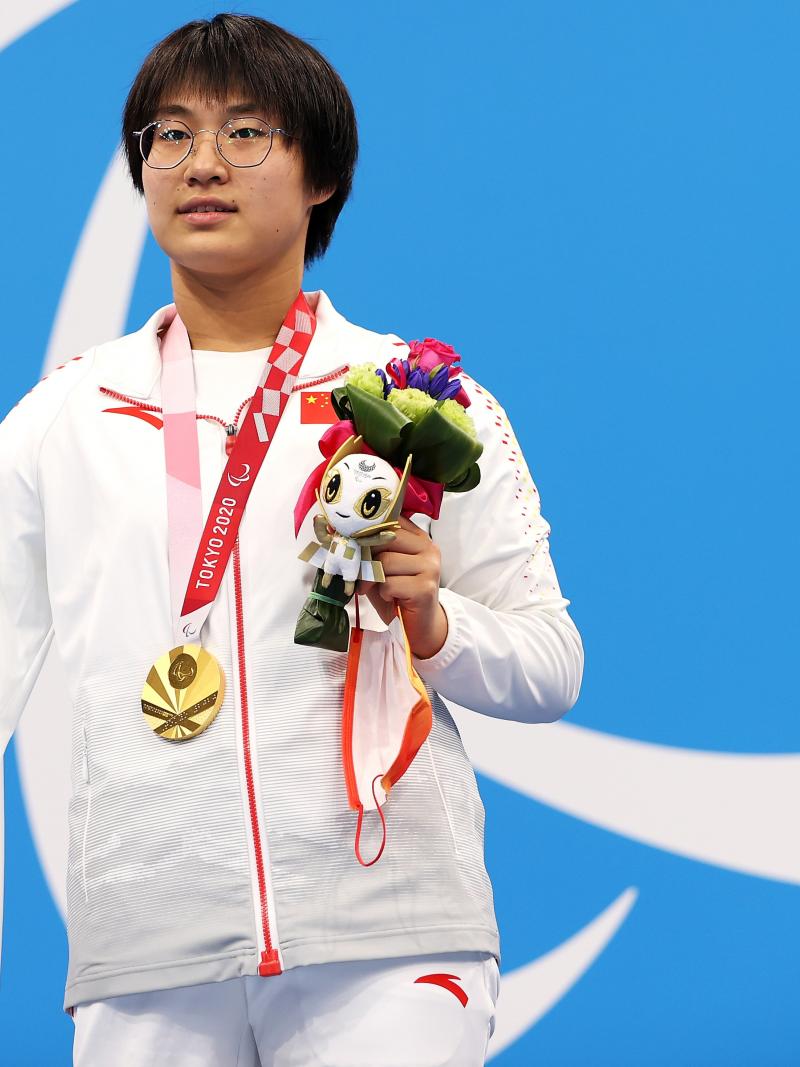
left=375, top=367, right=394, bottom=398
left=406, top=368, right=430, bottom=392
left=427, top=363, right=465, bottom=402
left=429, top=365, right=451, bottom=396
left=435, top=377, right=464, bottom=402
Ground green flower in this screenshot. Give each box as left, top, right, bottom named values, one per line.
left=437, top=398, right=477, bottom=438
left=344, top=362, right=385, bottom=399
left=388, top=387, right=436, bottom=422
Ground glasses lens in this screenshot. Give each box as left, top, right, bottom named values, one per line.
left=218, top=118, right=272, bottom=166
left=141, top=120, right=192, bottom=168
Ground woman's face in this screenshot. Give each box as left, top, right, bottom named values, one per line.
left=140, top=93, right=332, bottom=278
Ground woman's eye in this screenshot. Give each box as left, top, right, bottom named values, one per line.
left=160, top=129, right=188, bottom=142
left=230, top=126, right=266, bottom=140
left=323, top=472, right=342, bottom=503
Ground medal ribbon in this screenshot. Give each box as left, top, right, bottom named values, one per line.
left=160, top=289, right=316, bottom=647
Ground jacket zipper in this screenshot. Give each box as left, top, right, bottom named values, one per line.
left=232, top=534, right=282, bottom=976
left=99, top=366, right=347, bottom=976
left=226, top=393, right=283, bottom=976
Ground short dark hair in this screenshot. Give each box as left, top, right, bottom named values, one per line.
left=121, top=12, right=358, bottom=267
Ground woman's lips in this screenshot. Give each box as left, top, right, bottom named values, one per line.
left=179, top=209, right=237, bottom=225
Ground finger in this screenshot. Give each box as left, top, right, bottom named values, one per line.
left=372, top=528, right=426, bottom=556
left=373, top=552, right=426, bottom=578
left=397, top=515, right=432, bottom=542
left=377, top=574, right=439, bottom=604
left=374, top=598, right=398, bottom=625
left=397, top=515, right=429, bottom=532
left=360, top=582, right=397, bottom=624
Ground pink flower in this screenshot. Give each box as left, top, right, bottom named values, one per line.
left=407, top=337, right=462, bottom=375
left=403, top=337, right=471, bottom=407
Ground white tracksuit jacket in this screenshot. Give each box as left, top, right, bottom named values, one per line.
left=0, top=289, right=584, bottom=1013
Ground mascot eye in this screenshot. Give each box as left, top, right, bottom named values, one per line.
left=323, top=471, right=342, bottom=504
left=357, top=486, right=390, bottom=520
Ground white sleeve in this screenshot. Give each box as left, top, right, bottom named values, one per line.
left=412, top=377, right=584, bottom=724
left=0, top=362, right=84, bottom=975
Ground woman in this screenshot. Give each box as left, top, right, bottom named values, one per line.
left=0, top=12, right=584, bottom=1066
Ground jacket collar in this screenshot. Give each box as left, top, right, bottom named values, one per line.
left=97, top=289, right=350, bottom=400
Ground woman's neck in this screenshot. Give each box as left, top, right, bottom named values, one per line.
left=170, top=261, right=303, bottom=351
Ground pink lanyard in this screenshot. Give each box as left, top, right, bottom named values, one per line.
left=159, top=290, right=316, bottom=647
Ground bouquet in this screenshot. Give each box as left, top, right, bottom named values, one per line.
left=294, top=338, right=483, bottom=651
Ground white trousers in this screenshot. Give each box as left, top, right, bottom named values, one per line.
left=72, top=951, right=500, bottom=1066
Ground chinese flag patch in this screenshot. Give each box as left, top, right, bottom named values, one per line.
left=300, top=391, right=338, bottom=424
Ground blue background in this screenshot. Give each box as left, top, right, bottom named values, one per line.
left=1, top=2, right=798, bottom=1062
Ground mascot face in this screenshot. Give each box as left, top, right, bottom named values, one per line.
left=320, top=453, right=401, bottom=537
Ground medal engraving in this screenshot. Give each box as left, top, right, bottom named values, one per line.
left=168, top=652, right=197, bottom=689
left=141, top=644, right=225, bottom=741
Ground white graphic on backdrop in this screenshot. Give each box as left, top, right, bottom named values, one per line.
left=449, top=707, right=800, bottom=886
left=0, top=1, right=78, bottom=52
left=45, top=150, right=149, bottom=362
left=486, top=889, right=638, bottom=1060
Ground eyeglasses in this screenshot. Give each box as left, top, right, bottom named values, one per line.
left=131, top=116, right=295, bottom=169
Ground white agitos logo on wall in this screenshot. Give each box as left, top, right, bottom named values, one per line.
left=6, top=4, right=800, bottom=1061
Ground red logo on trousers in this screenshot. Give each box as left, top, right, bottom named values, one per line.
left=414, top=973, right=468, bottom=1007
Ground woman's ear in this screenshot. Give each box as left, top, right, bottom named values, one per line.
left=309, top=184, right=336, bottom=208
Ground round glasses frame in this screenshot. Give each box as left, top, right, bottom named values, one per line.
left=131, top=116, right=295, bottom=169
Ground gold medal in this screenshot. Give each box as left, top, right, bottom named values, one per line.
left=141, top=644, right=225, bottom=741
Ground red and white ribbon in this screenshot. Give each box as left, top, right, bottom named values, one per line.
left=159, top=290, right=316, bottom=647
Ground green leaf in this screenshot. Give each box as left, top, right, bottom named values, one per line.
left=330, top=386, right=352, bottom=422
left=346, top=384, right=412, bottom=461
left=398, top=407, right=484, bottom=484
left=445, top=462, right=482, bottom=493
